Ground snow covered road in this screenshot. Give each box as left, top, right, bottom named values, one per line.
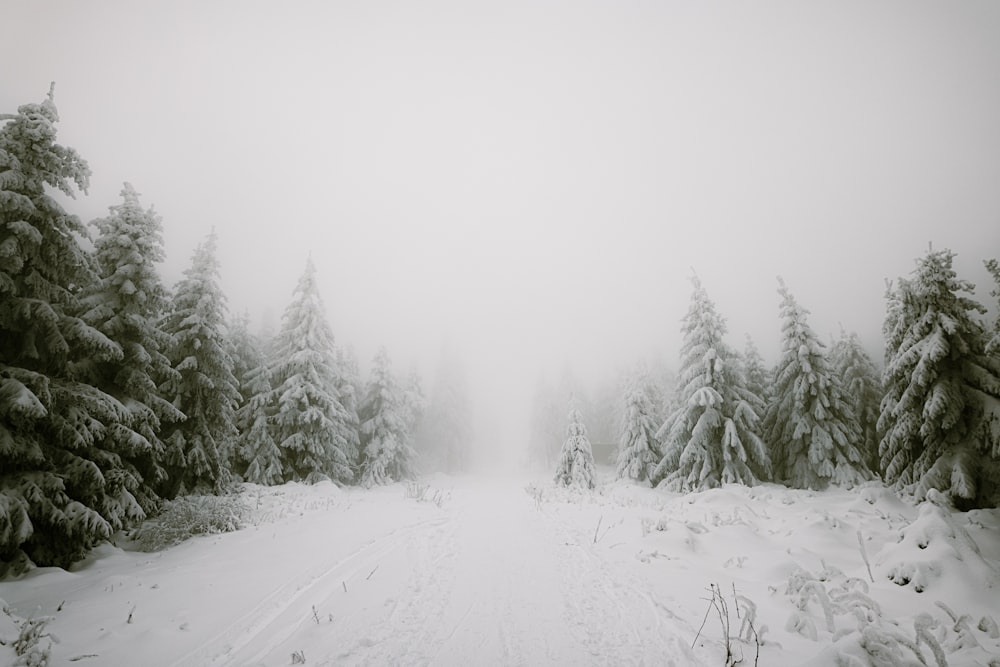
left=5, top=476, right=998, bottom=666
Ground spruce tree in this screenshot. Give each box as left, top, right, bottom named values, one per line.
left=0, top=87, right=143, bottom=566
left=359, top=347, right=415, bottom=487
left=985, top=259, right=1000, bottom=357
left=615, top=368, right=661, bottom=483
left=269, top=258, right=354, bottom=483
left=77, top=182, right=184, bottom=512
left=763, top=279, right=869, bottom=489
left=417, top=346, right=473, bottom=473
left=741, top=335, right=772, bottom=408
left=160, top=232, right=240, bottom=496
left=236, top=363, right=283, bottom=485
left=334, top=345, right=362, bottom=470
left=878, top=249, right=1000, bottom=506
left=831, top=329, right=882, bottom=474
left=652, top=277, right=770, bottom=491
left=554, top=401, right=596, bottom=489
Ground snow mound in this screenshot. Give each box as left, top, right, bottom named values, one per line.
left=875, top=490, right=999, bottom=595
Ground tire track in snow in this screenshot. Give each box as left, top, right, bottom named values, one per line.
left=166, top=515, right=448, bottom=667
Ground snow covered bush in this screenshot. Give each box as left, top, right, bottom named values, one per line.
left=554, top=403, right=596, bottom=489
left=653, top=276, right=770, bottom=491
left=875, top=490, right=998, bottom=595
left=762, top=278, right=870, bottom=489
left=878, top=248, right=1000, bottom=507
left=133, top=493, right=249, bottom=551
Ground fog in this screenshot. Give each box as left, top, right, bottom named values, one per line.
left=5, top=1, right=1000, bottom=458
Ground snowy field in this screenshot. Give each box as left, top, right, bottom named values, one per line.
left=2, top=470, right=999, bottom=667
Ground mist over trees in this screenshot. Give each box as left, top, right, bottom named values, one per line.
left=1, top=89, right=999, bottom=570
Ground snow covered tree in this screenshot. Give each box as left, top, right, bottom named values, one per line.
left=236, top=363, right=283, bottom=485
left=269, top=258, right=354, bottom=483
left=0, top=87, right=143, bottom=566
left=652, top=277, right=770, bottom=491
left=741, top=335, right=772, bottom=408
left=358, top=347, right=415, bottom=487
left=878, top=249, right=1000, bottom=506
left=76, top=183, right=184, bottom=511
left=160, top=231, right=240, bottom=496
left=334, top=345, right=362, bottom=469
left=763, top=278, right=869, bottom=489
left=985, top=258, right=1000, bottom=357
left=554, top=400, right=596, bottom=489
left=615, top=367, right=661, bottom=483
left=831, top=329, right=882, bottom=474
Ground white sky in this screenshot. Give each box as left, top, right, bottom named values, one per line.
left=5, top=1, right=1000, bottom=450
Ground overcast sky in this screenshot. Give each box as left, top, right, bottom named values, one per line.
left=5, top=1, right=1000, bottom=451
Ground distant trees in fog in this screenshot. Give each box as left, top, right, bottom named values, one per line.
left=592, top=246, right=1000, bottom=509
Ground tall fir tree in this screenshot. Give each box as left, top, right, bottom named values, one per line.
left=160, top=232, right=240, bottom=496
left=878, top=249, right=1000, bottom=506
left=615, top=367, right=661, bottom=483
left=359, top=347, right=415, bottom=487
left=269, top=258, right=354, bottom=483
left=830, top=329, right=882, bottom=474
left=236, top=363, right=283, bottom=485
left=0, top=87, right=144, bottom=567
left=554, top=401, right=596, bottom=489
left=985, top=258, right=1000, bottom=357
left=334, top=345, right=362, bottom=470
left=77, top=183, right=183, bottom=513
left=763, top=279, right=869, bottom=489
left=741, top=335, right=772, bottom=408
left=652, top=277, right=770, bottom=491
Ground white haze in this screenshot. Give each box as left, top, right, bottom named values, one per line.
left=4, top=1, right=1000, bottom=459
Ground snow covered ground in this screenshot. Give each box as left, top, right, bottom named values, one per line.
left=2, top=470, right=999, bottom=666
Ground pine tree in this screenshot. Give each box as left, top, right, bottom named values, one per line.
left=76, top=182, right=184, bottom=512
left=878, top=249, right=1000, bottom=506
left=985, top=259, right=1000, bottom=357
left=236, top=363, right=283, bottom=485
left=831, top=329, right=882, bottom=474
left=652, top=277, right=770, bottom=491
left=741, top=335, right=772, bottom=408
left=334, top=345, right=362, bottom=470
left=763, top=279, right=869, bottom=489
left=269, top=258, right=354, bottom=483
left=160, top=232, right=240, bottom=496
left=615, top=368, right=661, bottom=483
left=0, top=87, right=142, bottom=566
left=359, top=348, right=415, bottom=487
left=554, top=401, right=596, bottom=489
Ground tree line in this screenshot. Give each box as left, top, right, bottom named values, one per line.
left=549, top=255, right=1000, bottom=510
left=0, top=88, right=477, bottom=569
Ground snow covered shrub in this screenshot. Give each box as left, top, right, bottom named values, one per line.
left=133, top=493, right=249, bottom=551
left=5, top=610, right=55, bottom=667
left=554, top=404, right=596, bottom=489
left=875, top=490, right=998, bottom=594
